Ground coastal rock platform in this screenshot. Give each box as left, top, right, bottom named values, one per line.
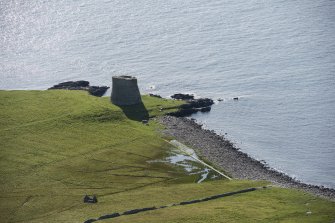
left=166, top=93, right=214, bottom=117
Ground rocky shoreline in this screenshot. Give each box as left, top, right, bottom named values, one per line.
left=158, top=115, right=335, bottom=200
left=149, top=93, right=214, bottom=117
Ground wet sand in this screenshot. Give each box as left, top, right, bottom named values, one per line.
left=158, top=116, right=335, bottom=200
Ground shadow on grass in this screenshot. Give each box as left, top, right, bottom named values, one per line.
left=117, top=102, right=149, bottom=122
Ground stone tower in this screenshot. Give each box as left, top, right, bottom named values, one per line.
left=111, top=75, right=142, bottom=106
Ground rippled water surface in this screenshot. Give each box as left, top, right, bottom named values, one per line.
left=1, top=0, right=334, bottom=187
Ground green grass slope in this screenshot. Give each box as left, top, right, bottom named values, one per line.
left=0, top=90, right=334, bottom=223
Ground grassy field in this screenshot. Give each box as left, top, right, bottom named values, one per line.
left=0, top=90, right=334, bottom=223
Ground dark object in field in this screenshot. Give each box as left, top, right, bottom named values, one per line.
left=48, top=80, right=109, bottom=97
left=233, top=97, right=239, bottom=100
left=142, top=120, right=148, bottom=124
left=84, top=195, right=98, bottom=203
left=171, top=93, right=194, bottom=100
left=149, top=93, right=162, bottom=98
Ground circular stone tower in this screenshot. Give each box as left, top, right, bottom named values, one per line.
left=111, top=75, right=142, bottom=106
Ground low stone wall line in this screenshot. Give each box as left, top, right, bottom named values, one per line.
left=83, top=186, right=266, bottom=223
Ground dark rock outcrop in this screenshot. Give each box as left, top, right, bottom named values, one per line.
left=171, top=93, right=194, bottom=100
left=169, top=108, right=199, bottom=117
left=48, top=81, right=109, bottom=97
left=49, top=80, right=89, bottom=89
left=88, top=86, right=110, bottom=97
left=200, top=106, right=211, bottom=112
left=180, top=98, right=214, bottom=109
left=168, top=93, right=214, bottom=117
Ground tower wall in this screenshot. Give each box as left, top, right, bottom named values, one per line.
left=111, top=76, right=142, bottom=106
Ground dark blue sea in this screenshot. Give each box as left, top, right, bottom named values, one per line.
left=1, top=0, right=334, bottom=187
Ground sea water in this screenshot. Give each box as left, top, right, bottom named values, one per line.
left=1, top=0, right=334, bottom=187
